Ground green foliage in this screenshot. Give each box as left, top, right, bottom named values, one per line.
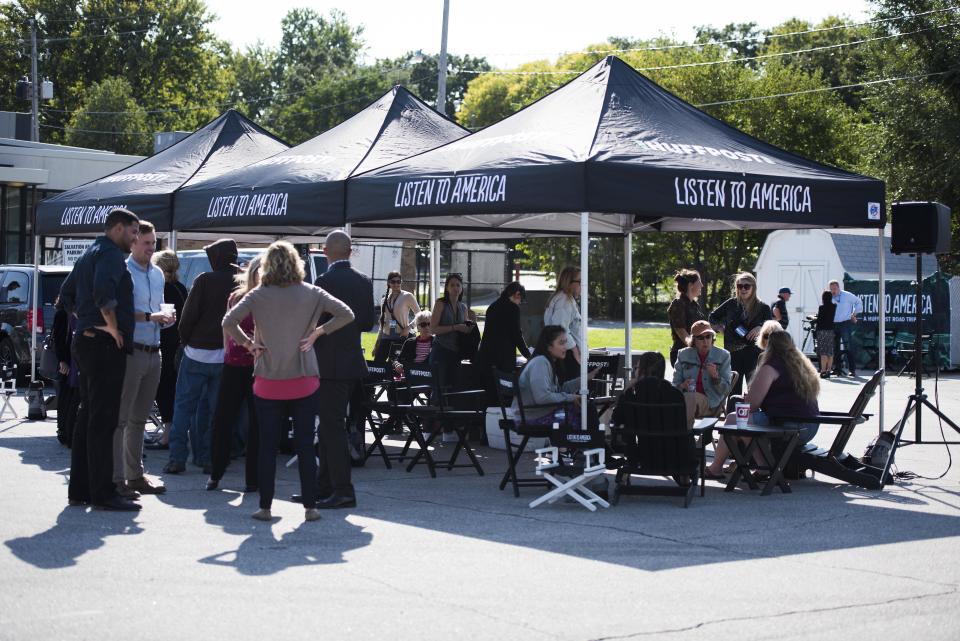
left=64, top=76, right=150, bottom=154
left=0, top=0, right=232, bottom=148
left=376, top=51, right=491, bottom=117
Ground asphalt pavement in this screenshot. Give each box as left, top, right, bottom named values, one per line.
left=1, top=370, right=959, bottom=640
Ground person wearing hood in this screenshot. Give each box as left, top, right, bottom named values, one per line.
left=164, top=239, right=239, bottom=475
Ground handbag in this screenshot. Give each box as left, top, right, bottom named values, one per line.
left=458, top=324, right=481, bottom=361
left=39, top=334, right=59, bottom=380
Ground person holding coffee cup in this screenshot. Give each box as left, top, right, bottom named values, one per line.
left=704, top=329, right=820, bottom=480
left=672, top=320, right=732, bottom=429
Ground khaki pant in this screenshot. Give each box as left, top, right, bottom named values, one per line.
left=113, top=349, right=162, bottom=483
left=682, top=391, right=714, bottom=430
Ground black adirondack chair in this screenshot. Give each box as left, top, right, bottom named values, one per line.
left=609, top=378, right=700, bottom=507
left=771, top=369, right=885, bottom=489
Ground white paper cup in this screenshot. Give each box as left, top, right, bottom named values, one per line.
left=735, top=403, right=750, bottom=428
left=160, top=303, right=175, bottom=315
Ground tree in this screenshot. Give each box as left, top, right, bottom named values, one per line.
left=272, top=8, right=364, bottom=96
left=64, top=76, right=150, bottom=154
left=0, top=0, right=232, bottom=143
left=863, top=0, right=960, bottom=272
left=376, top=51, right=492, bottom=118
left=224, top=43, right=276, bottom=121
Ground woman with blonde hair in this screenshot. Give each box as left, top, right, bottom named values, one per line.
left=223, top=241, right=354, bottom=522
left=207, top=255, right=262, bottom=492
left=755, top=319, right=784, bottom=351
left=543, top=266, right=583, bottom=381
left=704, top=329, right=820, bottom=479
left=149, top=249, right=188, bottom=449
left=708, top=272, right=772, bottom=395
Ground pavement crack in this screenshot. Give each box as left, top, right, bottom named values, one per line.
left=582, top=588, right=959, bottom=640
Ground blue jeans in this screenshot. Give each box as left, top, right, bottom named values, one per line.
left=168, top=355, right=222, bottom=466
left=751, top=410, right=818, bottom=445
left=834, top=321, right=855, bottom=370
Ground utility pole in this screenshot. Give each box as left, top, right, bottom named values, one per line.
left=436, top=0, right=450, bottom=115
left=430, top=0, right=451, bottom=305
left=29, top=18, right=39, bottom=142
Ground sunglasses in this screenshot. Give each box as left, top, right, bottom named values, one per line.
left=737, top=283, right=753, bottom=290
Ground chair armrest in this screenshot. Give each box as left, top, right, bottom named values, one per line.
left=771, top=414, right=863, bottom=425
left=442, top=389, right=486, bottom=399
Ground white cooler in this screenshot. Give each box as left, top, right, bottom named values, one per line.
left=485, top=407, right=548, bottom=451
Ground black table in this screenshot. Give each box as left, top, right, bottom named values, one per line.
left=714, top=424, right=800, bottom=495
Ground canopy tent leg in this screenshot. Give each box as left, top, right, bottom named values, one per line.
left=430, top=238, right=441, bottom=306
left=624, top=232, right=633, bottom=380
left=878, top=225, right=885, bottom=431
left=345, top=223, right=352, bottom=236
left=169, top=230, right=178, bottom=252
left=30, top=229, right=39, bottom=384
left=580, top=212, right=589, bottom=429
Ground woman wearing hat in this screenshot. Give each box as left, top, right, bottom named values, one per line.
left=672, top=320, right=733, bottom=429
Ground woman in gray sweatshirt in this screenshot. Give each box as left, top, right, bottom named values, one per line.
left=513, top=325, right=589, bottom=427
left=223, top=241, right=353, bottom=523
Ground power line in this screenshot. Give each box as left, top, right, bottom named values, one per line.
left=458, top=20, right=959, bottom=75
left=694, top=70, right=951, bottom=106
left=570, top=5, right=960, bottom=57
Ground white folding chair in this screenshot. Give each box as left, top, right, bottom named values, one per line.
left=0, top=366, right=17, bottom=421
left=529, top=446, right=610, bottom=512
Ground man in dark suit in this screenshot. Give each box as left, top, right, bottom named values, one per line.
left=476, top=282, right=531, bottom=404
left=311, top=230, right=375, bottom=508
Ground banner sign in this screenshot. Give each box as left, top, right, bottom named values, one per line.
left=843, top=272, right=952, bottom=369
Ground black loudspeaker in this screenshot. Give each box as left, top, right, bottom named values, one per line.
left=891, top=201, right=952, bottom=255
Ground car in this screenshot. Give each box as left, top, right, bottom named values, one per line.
left=0, top=264, right=72, bottom=374
left=176, top=249, right=329, bottom=291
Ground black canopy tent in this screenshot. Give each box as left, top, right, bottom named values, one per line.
left=172, top=86, right=469, bottom=238
left=345, top=56, right=889, bottom=427
left=346, top=56, right=885, bottom=236
left=35, top=110, right=289, bottom=235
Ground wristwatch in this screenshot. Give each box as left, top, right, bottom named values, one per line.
left=141, top=312, right=152, bottom=322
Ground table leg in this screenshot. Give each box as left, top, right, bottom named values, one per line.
left=723, top=434, right=759, bottom=491
left=756, top=434, right=798, bottom=495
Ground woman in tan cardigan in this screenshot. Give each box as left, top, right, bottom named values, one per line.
left=223, top=241, right=353, bottom=523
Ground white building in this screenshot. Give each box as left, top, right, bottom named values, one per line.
left=754, top=227, right=938, bottom=348
left=0, top=136, right=142, bottom=263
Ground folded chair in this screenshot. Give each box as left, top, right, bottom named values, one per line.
left=492, top=368, right=554, bottom=497
left=771, top=369, right=884, bottom=490
left=610, top=379, right=700, bottom=507
left=530, top=443, right=610, bottom=512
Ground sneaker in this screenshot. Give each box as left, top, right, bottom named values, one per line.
left=163, top=460, right=186, bottom=474
left=251, top=508, right=273, bottom=521
left=127, top=476, right=166, bottom=495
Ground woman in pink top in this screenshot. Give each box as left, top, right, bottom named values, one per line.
left=222, top=241, right=354, bottom=523
left=207, top=255, right=261, bottom=493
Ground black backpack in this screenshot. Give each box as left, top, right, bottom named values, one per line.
left=862, top=431, right=896, bottom=468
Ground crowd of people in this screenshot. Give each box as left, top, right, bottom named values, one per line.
left=59, top=210, right=368, bottom=519
left=54, top=210, right=851, bottom=516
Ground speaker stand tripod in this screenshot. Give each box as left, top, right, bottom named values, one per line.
left=892, top=254, right=960, bottom=459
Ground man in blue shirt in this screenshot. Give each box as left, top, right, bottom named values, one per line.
left=113, top=220, right=174, bottom=499
left=60, top=208, right=141, bottom=511
left=830, top=279, right=864, bottom=377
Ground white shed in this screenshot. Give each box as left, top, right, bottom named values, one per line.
left=754, top=227, right=938, bottom=349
